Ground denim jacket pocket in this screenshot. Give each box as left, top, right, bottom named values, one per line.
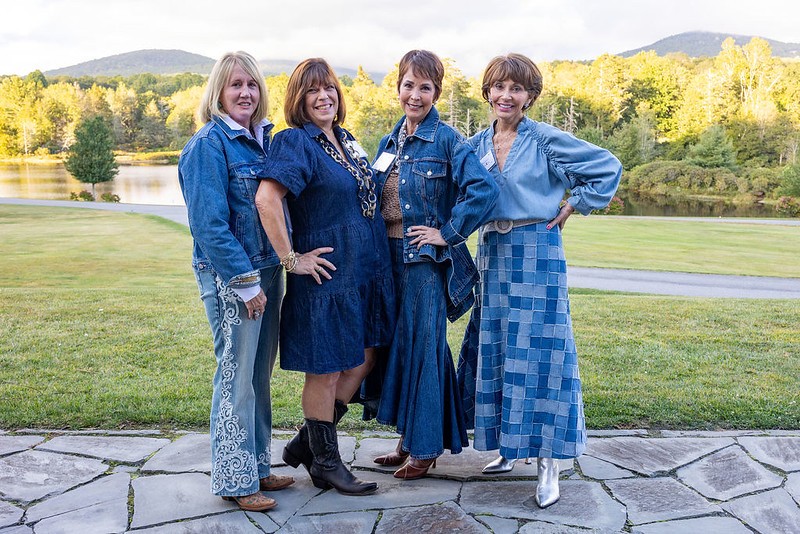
left=412, top=159, right=448, bottom=201
left=231, top=161, right=267, bottom=202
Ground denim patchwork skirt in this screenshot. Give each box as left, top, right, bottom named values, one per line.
left=458, top=222, right=586, bottom=459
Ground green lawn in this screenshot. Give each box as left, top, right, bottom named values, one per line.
left=1, top=205, right=798, bottom=431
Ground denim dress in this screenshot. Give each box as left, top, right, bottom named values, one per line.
left=373, top=108, right=498, bottom=459
left=263, top=123, right=395, bottom=374
left=178, top=116, right=283, bottom=497
left=457, top=119, right=622, bottom=460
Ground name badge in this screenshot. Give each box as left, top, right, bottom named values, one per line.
left=480, top=151, right=496, bottom=170
left=346, top=140, right=369, bottom=159
left=373, top=152, right=397, bottom=172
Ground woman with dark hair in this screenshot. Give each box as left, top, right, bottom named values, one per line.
left=458, top=53, right=621, bottom=508
left=178, top=51, right=294, bottom=512
left=371, top=50, right=498, bottom=480
left=255, top=58, right=394, bottom=496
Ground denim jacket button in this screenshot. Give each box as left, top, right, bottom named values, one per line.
left=404, top=203, right=410, bottom=209
left=408, top=252, right=414, bottom=259
left=404, top=155, right=409, bottom=160
left=427, top=170, right=432, bottom=176
left=401, top=179, right=406, bottom=184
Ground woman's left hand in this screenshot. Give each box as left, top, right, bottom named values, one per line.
left=547, top=202, right=575, bottom=230
left=245, top=289, right=267, bottom=320
left=407, top=226, right=447, bottom=248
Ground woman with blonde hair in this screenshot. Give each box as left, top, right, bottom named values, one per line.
left=178, top=51, right=294, bottom=512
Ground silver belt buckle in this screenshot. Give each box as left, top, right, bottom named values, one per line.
left=495, top=220, right=513, bottom=234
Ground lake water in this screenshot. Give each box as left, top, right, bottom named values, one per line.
left=0, top=162, right=184, bottom=206
left=0, top=162, right=788, bottom=218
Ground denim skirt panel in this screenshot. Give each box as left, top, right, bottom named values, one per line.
left=279, top=216, right=395, bottom=375
left=458, top=223, right=586, bottom=460
left=376, top=238, right=469, bottom=459
left=195, top=265, right=284, bottom=496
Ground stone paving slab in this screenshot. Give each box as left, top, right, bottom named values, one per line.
left=518, top=523, right=618, bottom=533
left=586, top=436, right=735, bottom=476
left=631, top=516, right=753, bottom=534
left=721, top=488, right=800, bottom=534
left=130, top=473, right=234, bottom=529
left=255, top=467, right=320, bottom=527
left=475, top=514, right=519, bottom=534
left=0, top=502, right=23, bottom=529
left=134, top=510, right=264, bottom=533
left=141, top=434, right=210, bottom=473
left=0, top=526, right=33, bottom=534
left=299, top=469, right=461, bottom=515
left=676, top=444, right=783, bottom=500
left=786, top=472, right=800, bottom=502
left=33, top=497, right=128, bottom=534
left=376, top=501, right=488, bottom=533
left=0, top=436, right=44, bottom=457
left=577, top=455, right=636, bottom=480
left=36, top=435, right=170, bottom=463
left=245, top=510, right=280, bottom=533
left=605, top=477, right=719, bottom=524
left=738, top=436, right=800, bottom=472
left=0, top=450, right=107, bottom=503
left=460, top=479, right=627, bottom=531
left=26, top=472, right=130, bottom=523
left=280, top=510, right=378, bottom=534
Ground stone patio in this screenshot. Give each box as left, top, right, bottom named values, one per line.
left=0, top=429, right=798, bottom=533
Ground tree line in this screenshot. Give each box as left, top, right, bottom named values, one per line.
left=2, top=37, right=799, bottom=210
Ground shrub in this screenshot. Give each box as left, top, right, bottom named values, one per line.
left=100, top=192, right=121, bottom=203
left=775, top=196, right=800, bottom=217
left=70, top=190, right=95, bottom=202
left=594, top=196, right=625, bottom=215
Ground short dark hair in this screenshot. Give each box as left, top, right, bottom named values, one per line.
left=481, top=53, right=543, bottom=108
left=397, top=50, right=445, bottom=101
left=284, top=58, right=346, bottom=128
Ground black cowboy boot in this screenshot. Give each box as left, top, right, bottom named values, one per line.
left=306, top=418, right=377, bottom=496
left=283, top=400, right=349, bottom=473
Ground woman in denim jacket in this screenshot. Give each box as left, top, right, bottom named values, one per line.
left=178, top=51, right=293, bottom=512
left=457, top=53, right=622, bottom=508
left=372, top=50, right=499, bottom=480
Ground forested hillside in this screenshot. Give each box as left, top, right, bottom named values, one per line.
left=2, top=37, right=799, bottom=213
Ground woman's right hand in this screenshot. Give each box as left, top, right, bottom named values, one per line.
left=293, top=247, right=336, bottom=284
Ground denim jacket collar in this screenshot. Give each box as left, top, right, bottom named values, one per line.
left=212, top=115, right=274, bottom=142
left=385, top=106, right=441, bottom=150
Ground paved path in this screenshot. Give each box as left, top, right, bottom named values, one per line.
left=0, top=429, right=798, bottom=533
left=4, top=197, right=800, bottom=299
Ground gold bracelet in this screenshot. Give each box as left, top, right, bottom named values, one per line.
left=280, top=250, right=298, bottom=273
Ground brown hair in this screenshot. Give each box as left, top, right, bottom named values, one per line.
left=397, top=50, right=445, bottom=102
left=284, top=58, right=346, bottom=128
left=481, top=53, right=543, bottom=109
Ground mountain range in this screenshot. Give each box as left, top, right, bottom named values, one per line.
left=42, top=31, right=800, bottom=79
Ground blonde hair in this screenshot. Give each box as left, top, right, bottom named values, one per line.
left=284, top=58, right=346, bottom=129
left=198, top=51, right=268, bottom=126
left=481, top=53, right=543, bottom=109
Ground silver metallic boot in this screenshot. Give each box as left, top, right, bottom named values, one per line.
left=535, top=457, right=560, bottom=508
left=482, top=455, right=517, bottom=474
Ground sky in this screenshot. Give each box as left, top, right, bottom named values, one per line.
left=1, top=0, right=798, bottom=78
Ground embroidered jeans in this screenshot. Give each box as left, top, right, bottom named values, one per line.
left=195, top=264, right=283, bottom=496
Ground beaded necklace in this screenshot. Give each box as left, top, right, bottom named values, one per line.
left=315, top=131, right=377, bottom=218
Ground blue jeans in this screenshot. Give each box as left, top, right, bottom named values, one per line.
left=195, top=265, right=283, bottom=496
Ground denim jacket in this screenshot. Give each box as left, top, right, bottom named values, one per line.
left=178, top=115, right=279, bottom=290
left=374, top=107, right=499, bottom=320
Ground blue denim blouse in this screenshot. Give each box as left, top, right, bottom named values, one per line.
left=374, top=107, right=499, bottom=320
left=470, top=118, right=622, bottom=221
left=178, top=116, right=279, bottom=291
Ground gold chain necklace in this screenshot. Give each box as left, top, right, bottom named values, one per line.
left=316, top=132, right=377, bottom=219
